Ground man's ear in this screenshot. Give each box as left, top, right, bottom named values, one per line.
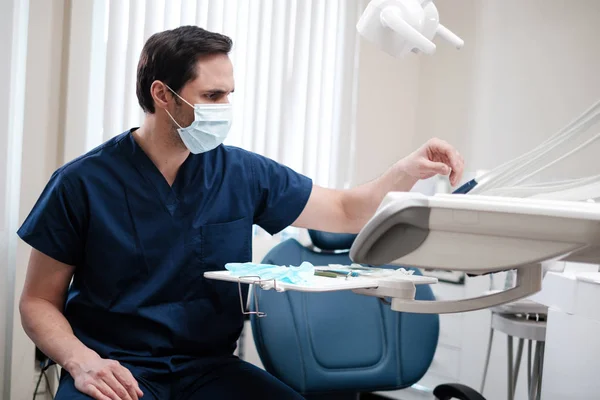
left=150, top=81, right=171, bottom=110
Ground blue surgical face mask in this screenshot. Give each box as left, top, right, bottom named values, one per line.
left=164, top=85, right=232, bottom=154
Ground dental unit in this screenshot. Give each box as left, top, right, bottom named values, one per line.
left=205, top=0, right=600, bottom=316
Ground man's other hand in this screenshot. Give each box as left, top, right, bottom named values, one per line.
left=66, top=351, right=144, bottom=400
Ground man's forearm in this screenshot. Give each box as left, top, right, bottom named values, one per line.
left=20, top=296, right=97, bottom=372
left=341, top=161, right=419, bottom=233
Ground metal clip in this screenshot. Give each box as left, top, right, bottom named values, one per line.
left=238, top=276, right=277, bottom=318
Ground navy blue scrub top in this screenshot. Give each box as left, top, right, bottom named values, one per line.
left=17, top=130, right=312, bottom=373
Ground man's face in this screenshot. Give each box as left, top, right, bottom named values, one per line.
left=166, top=53, right=235, bottom=146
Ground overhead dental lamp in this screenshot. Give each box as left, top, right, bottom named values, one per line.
left=357, top=0, right=464, bottom=57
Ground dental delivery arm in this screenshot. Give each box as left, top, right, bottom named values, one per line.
left=20, top=249, right=143, bottom=400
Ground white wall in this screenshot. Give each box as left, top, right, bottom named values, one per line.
left=415, top=0, right=478, bottom=159
left=421, top=0, right=600, bottom=178
left=353, top=38, right=422, bottom=185
left=353, top=0, right=477, bottom=186
left=16, top=0, right=68, bottom=398
left=2, top=1, right=68, bottom=399
left=0, top=0, right=28, bottom=398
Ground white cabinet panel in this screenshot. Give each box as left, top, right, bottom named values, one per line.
left=438, top=313, right=463, bottom=348
left=428, top=345, right=461, bottom=380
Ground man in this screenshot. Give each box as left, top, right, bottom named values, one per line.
left=18, top=26, right=464, bottom=400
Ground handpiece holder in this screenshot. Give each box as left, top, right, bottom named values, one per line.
left=357, top=0, right=464, bottom=58
left=354, top=264, right=542, bottom=314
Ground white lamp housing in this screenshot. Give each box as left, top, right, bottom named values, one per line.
left=357, top=0, right=464, bottom=58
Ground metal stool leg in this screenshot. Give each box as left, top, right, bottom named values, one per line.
left=512, top=338, right=524, bottom=399
left=507, top=335, right=514, bottom=400
left=480, top=327, right=495, bottom=393
left=536, top=342, right=545, bottom=400
left=529, top=341, right=542, bottom=400
left=527, top=340, right=532, bottom=395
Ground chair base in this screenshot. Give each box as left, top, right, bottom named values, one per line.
left=433, top=383, right=487, bottom=400
left=304, top=386, right=486, bottom=400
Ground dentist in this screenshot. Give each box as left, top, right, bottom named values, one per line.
left=18, top=26, right=463, bottom=400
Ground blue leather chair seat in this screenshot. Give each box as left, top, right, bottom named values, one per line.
left=249, top=230, right=439, bottom=397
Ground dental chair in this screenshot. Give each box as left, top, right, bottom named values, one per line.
left=248, top=230, right=485, bottom=400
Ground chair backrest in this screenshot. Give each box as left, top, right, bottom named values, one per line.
left=249, top=230, right=439, bottom=396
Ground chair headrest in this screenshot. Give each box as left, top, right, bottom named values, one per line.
left=308, top=230, right=357, bottom=251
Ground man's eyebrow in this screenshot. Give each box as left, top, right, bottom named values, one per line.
left=204, top=88, right=234, bottom=94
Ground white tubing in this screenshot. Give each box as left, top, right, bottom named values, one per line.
left=511, top=131, right=600, bottom=186
left=484, top=174, right=600, bottom=198
left=471, top=100, right=600, bottom=194
left=531, top=179, right=600, bottom=201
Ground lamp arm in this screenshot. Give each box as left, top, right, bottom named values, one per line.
left=380, top=6, right=436, bottom=55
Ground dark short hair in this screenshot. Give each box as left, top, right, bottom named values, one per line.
left=136, top=25, right=233, bottom=114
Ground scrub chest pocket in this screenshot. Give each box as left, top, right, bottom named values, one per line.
left=195, top=216, right=253, bottom=270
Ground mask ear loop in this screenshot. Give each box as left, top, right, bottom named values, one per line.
left=164, top=84, right=195, bottom=108
left=163, top=84, right=194, bottom=130
left=165, top=109, right=184, bottom=129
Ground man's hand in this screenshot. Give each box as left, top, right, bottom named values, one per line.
left=293, top=137, right=465, bottom=234
left=397, top=137, right=465, bottom=186
left=65, top=350, right=144, bottom=400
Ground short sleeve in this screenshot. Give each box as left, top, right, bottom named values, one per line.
left=17, top=171, right=87, bottom=266
left=248, top=152, right=313, bottom=235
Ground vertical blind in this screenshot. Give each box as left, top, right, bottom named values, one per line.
left=83, top=0, right=364, bottom=188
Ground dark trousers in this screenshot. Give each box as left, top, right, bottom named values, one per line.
left=55, top=356, right=304, bottom=400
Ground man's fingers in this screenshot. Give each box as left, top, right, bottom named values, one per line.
left=449, top=169, right=459, bottom=186
left=83, top=384, right=112, bottom=400
left=94, top=380, right=121, bottom=400
left=426, top=138, right=465, bottom=185
left=423, top=160, right=450, bottom=176
left=113, top=366, right=143, bottom=399
left=451, top=150, right=465, bottom=185
left=430, top=138, right=463, bottom=165
left=102, top=372, right=133, bottom=400
left=443, top=147, right=462, bottom=177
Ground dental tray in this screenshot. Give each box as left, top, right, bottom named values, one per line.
left=203, top=269, right=437, bottom=292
